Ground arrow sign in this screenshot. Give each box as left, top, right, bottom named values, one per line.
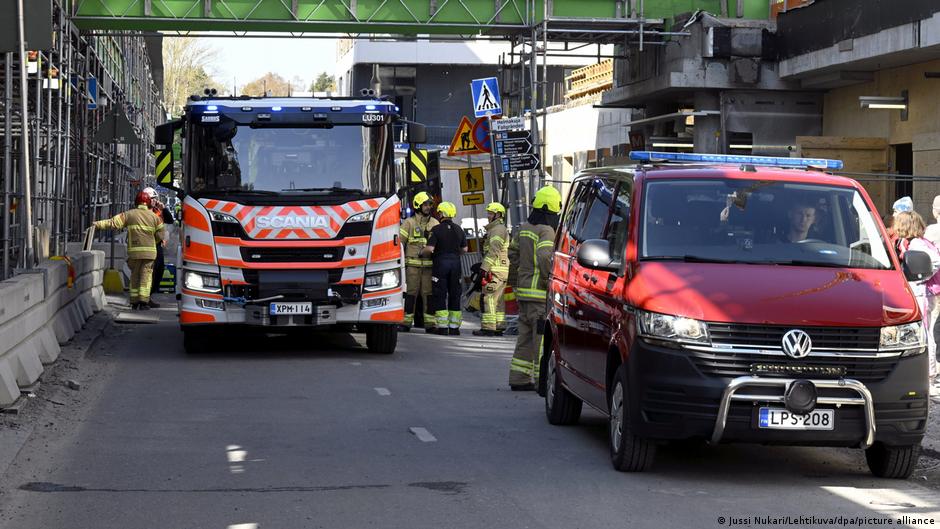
left=495, top=130, right=533, bottom=156
left=500, top=154, right=541, bottom=173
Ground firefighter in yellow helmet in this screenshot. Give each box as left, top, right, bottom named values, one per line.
left=93, top=191, right=167, bottom=310
left=507, top=185, right=561, bottom=390
left=473, top=202, right=509, bottom=337
left=399, top=192, right=439, bottom=332
left=422, top=201, right=468, bottom=334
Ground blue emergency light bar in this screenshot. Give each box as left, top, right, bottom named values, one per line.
left=629, top=151, right=844, bottom=170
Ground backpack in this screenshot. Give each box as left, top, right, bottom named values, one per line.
left=896, top=237, right=940, bottom=295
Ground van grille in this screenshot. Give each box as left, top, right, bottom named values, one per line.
left=689, top=350, right=898, bottom=383
left=707, top=323, right=881, bottom=350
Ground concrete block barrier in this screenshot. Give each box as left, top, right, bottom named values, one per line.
left=0, top=250, right=106, bottom=408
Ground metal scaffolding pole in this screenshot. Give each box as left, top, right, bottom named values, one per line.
left=3, top=54, right=12, bottom=278
left=16, top=0, right=34, bottom=268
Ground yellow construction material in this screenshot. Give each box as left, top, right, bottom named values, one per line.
left=102, top=268, right=124, bottom=294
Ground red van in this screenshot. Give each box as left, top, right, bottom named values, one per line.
left=542, top=152, right=933, bottom=478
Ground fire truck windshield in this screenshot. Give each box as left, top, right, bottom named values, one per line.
left=188, top=121, right=393, bottom=197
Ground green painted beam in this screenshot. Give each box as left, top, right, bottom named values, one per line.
left=68, top=0, right=768, bottom=33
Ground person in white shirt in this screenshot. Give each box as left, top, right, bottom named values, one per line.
left=894, top=211, right=940, bottom=387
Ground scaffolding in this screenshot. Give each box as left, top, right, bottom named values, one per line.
left=0, top=0, right=164, bottom=279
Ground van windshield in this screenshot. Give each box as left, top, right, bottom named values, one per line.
left=640, top=179, right=892, bottom=270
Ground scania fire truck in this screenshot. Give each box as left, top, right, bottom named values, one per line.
left=154, top=95, right=426, bottom=354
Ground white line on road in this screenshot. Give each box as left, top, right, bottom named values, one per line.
left=374, top=387, right=391, bottom=396
left=350, top=362, right=363, bottom=366
left=409, top=427, right=437, bottom=443
left=227, top=524, right=258, bottom=529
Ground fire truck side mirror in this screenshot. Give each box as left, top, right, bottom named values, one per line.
left=407, top=122, right=427, bottom=145
left=154, top=119, right=181, bottom=145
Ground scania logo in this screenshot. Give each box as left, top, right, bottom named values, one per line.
left=781, top=329, right=812, bottom=359
left=254, top=215, right=330, bottom=229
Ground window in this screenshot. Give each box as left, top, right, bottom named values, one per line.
left=607, top=180, right=632, bottom=265
left=575, top=178, right=615, bottom=242
left=561, top=181, right=590, bottom=236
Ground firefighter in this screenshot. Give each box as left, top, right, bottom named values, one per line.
left=507, top=185, right=562, bottom=391
left=142, top=187, right=175, bottom=305
left=399, top=192, right=439, bottom=332
left=473, top=202, right=509, bottom=337
left=422, top=201, right=467, bottom=335
left=93, top=191, right=166, bottom=310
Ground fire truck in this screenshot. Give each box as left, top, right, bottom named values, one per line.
left=153, top=94, right=426, bottom=354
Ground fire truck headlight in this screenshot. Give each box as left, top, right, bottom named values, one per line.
left=348, top=210, right=376, bottom=223
left=364, top=269, right=400, bottom=292
left=184, top=271, right=222, bottom=293
left=210, top=212, right=239, bottom=223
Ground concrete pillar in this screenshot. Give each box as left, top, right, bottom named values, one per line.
left=693, top=91, right=725, bottom=154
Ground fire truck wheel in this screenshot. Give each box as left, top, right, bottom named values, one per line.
left=366, top=324, right=398, bottom=354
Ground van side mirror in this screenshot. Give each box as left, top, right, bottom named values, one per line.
left=903, top=250, right=933, bottom=282
left=407, top=122, right=427, bottom=145
left=577, top=239, right=618, bottom=272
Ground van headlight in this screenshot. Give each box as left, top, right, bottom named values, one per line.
left=881, top=322, right=925, bottom=355
left=348, top=210, right=376, bottom=223
left=184, top=271, right=222, bottom=293
left=637, top=310, right=709, bottom=344
left=364, top=269, right=400, bottom=291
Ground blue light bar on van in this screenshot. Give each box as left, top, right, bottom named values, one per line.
left=629, top=151, right=844, bottom=170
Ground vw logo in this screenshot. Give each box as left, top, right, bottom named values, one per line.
left=782, top=329, right=812, bottom=359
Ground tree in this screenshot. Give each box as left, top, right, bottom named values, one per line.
left=162, top=37, right=222, bottom=116
left=311, top=72, right=336, bottom=93
left=241, top=72, right=291, bottom=97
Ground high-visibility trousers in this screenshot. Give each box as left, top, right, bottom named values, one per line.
left=128, top=258, right=155, bottom=304
left=404, top=265, right=435, bottom=328
left=509, top=300, right=546, bottom=386
left=481, top=276, right=506, bottom=331
left=432, top=254, right=462, bottom=329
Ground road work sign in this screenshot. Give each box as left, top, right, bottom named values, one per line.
left=459, top=167, right=485, bottom=193
left=471, top=77, right=501, bottom=118
left=448, top=116, right=485, bottom=156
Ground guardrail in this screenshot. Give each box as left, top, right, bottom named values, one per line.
left=0, top=250, right=107, bottom=408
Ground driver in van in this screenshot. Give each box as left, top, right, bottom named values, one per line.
left=782, top=202, right=817, bottom=242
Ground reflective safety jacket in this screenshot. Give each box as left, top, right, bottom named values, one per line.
left=480, top=219, right=509, bottom=281
left=508, top=222, right=555, bottom=301
left=95, top=205, right=166, bottom=261
left=400, top=213, right=439, bottom=267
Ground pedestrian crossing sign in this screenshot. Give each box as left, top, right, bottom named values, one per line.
left=471, top=77, right=502, bottom=118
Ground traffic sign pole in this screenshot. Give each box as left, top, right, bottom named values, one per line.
left=468, top=154, right=483, bottom=260
left=486, top=114, right=500, bottom=210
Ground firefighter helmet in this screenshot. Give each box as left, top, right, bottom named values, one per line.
left=532, top=185, right=562, bottom=214
left=413, top=191, right=433, bottom=209
left=135, top=191, right=153, bottom=207
left=437, top=201, right=457, bottom=219
left=485, top=202, right=506, bottom=216
left=142, top=187, right=157, bottom=199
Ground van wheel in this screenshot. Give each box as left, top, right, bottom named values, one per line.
left=865, top=442, right=920, bottom=479
left=366, top=324, right=398, bottom=354
left=609, top=364, right=656, bottom=472
left=545, top=347, right=582, bottom=425
left=182, top=327, right=209, bottom=354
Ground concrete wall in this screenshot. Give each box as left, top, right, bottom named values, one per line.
left=822, top=58, right=940, bottom=217
left=0, top=250, right=107, bottom=408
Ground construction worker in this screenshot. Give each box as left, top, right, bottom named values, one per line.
left=507, top=185, right=562, bottom=391
left=93, top=191, right=166, bottom=310
left=422, top=201, right=467, bottom=335
left=473, top=202, right=509, bottom=337
left=399, top=192, right=439, bottom=332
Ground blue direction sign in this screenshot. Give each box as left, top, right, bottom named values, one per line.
left=87, top=76, right=98, bottom=110
left=471, top=77, right=501, bottom=118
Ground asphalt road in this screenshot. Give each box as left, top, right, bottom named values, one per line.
left=2, top=298, right=940, bottom=529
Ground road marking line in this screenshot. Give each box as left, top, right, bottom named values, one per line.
left=374, top=387, right=391, bottom=396
left=350, top=362, right=362, bottom=366
left=409, top=427, right=437, bottom=443
left=227, top=524, right=258, bottom=529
